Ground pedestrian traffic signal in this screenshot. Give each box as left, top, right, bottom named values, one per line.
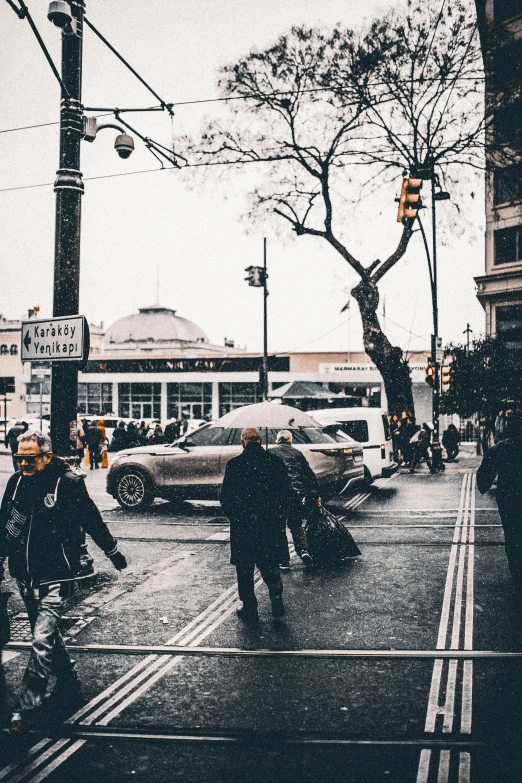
left=397, top=177, right=423, bottom=224
left=245, top=266, right=266, bottom=287
left=441, top=362, right=454, bottom=393
left=425, top=361, right=436, bottom=387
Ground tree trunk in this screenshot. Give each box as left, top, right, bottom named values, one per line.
left=351, top=278, right=415, bottom=419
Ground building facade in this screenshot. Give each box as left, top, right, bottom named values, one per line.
left=475, top=0, right=522, bottom=341
left=1, top=303, right=434, bottom=426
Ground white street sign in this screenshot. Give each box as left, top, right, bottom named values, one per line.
left=21, top=315, right=88, bottom=363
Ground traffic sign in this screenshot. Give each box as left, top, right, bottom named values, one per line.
left=21, top=315, right=90, bottom=364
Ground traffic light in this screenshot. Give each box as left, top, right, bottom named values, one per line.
left=441, top=362, right=454, bottom=393
left=425, top=360, right=436, bottom=387
left=397, top=177, right=423, bottom=224
left=245, top=266, right=266, bottom=287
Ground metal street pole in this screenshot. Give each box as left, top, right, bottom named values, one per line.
left=263, top=238, right=269, bottom=401
left=430, top=176, right=444, bottom=472
left=50, top=0, right=85, bottom=456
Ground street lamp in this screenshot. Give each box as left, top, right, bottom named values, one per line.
left=47, top=1, right=134, bottom=456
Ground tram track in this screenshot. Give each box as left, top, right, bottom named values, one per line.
left=417, top=472, right=476, bottom=783
left=1, top=468, right=497, bottom=783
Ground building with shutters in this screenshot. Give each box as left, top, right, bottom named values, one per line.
left=475, top=0, right=522, bottom=343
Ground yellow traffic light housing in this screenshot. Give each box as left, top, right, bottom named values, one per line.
left=397, top=176, right=423, bottom=224
left=441, top=362, right=454, bottom=393
left=425, top=360, right=436, bottom=387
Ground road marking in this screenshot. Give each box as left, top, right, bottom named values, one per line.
left=418, top=472, right=476, bottom=782
left=0, top=573, right=266, bottom=782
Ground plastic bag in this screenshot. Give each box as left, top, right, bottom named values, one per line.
left=305, top=505, right=361, bottom=567
left=0, top=592, right=11, bottom=648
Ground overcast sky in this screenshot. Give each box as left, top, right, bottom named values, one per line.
left=0, top=0, right=485, bottom=356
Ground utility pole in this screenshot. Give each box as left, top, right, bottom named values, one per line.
left=244, top=240, right=269, bottom=401
left=464, top=323, right=472, bottom=352
left=50, top=0, right=85, bottom=456
left=262, top=238, right=269, bottom=401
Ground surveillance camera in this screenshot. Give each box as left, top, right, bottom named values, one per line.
left=114, top=133, right=134, bottom=159
left=47, top=0, right=72, bottom=28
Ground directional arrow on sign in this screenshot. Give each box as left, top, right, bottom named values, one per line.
left=23, top=331, right=31, bottom=352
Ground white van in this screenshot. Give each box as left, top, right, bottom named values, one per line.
left=311, top=407, right=398, bottom=483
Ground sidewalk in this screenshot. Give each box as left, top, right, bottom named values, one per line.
left=399, top=442, right=482, bottom=475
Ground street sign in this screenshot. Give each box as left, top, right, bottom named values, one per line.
left=21, top=315, right=89, bottom=364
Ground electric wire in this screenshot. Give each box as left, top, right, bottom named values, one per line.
left=83, top=16, right=173, bottom=115
left=5, top=0, right=70, bottom=97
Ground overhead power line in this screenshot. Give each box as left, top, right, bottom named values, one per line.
left=83, top=16, right=173, bottom=116
left=5, top=0, right=69, bottom=96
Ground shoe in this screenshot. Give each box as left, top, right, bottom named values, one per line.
left=236, top=605, right=259, bottom=623
left=271, top=597, right=285, bottom=617
left=409, top=469, right=415, bottom=474
left=301, top=552, right=313, bottom=567
left=9, top=713, right=26, bottom=739
left=279, top=562, right=291, bottom=571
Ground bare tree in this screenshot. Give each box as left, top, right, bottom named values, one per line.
left=180, top=1, right=484, bottom=416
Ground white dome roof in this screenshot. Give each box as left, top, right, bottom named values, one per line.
left=103, top=305, right=208, bottom=346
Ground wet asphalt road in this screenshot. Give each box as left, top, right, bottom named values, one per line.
left=1, top=452, right=522, bottom=781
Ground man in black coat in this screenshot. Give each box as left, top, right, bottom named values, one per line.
left=0, top=430, right=127, bottom=735
left=219, top=427, right=290, bottom=623
left=477, top=412, right=522, bottom=593
left=272, top=430, right=319, bottom=568
left=84, top=421, right=103, bottom=470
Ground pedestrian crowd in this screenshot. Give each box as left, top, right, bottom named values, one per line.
left=388, top=412, right=461, bottom=473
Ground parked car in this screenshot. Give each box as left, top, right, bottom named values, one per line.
left=311, top=407, right=398, bottom=483
left=107, top=422, right=365, bottom=510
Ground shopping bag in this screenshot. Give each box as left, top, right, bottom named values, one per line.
left=101, top=446, right=109, bottom=469
left=0, top=592, right=11, bottom=648
left=305, top=505, right=361, bottom=567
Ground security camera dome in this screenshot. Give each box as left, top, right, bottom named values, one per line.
left=114, top=133, right=134, bottom=159
left=47, top=0, right=72, bottom=28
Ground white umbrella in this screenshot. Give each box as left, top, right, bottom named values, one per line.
left=215, top=401, right=322, bottom=430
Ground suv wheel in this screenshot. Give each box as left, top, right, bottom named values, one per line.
left=116, top=469, right=154, bottom=510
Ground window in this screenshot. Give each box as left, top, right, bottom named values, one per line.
left=496, top=304, right=522, bottom=348
left=494, top=165, right=522, bottom=205
left=184, top=426, right=229, bottom=447
left=495, top=0, right=522, bottom=23
left=336, top=421, right=369, bottom=443
left=118, top=383, right=161, bottom=419
left=494, top=96, right=522, bottom=147
left=495, top=226, right=522, bottom=265
left=167, top=382, right=212, bottom=421
left=78, top=383, right=113, bottom=415
left=227, top=428, right=336, bottom=445
left=219, top=383, right=262, bottom=416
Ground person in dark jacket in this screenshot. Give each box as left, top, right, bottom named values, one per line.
left=164, top=419, right=181, bottom=444
left=0, top=430, right=127, bottom=735
left=409, top=423, right=434, bottom=473
left=5, top=421, right=29, bottom=470
left=219, top=427, right=290, bottom=623
left=272, top=430, right=318, bottom=568
left=442, top=424, right=461, bottom=461
left=149, top=423, right=165, bottom=445
left=110, top=421, right=129, bottom=452
left=477, top=412, right=522, bottom=592
left=84, top=422, right=103, bottom=470
left=126, top=421, right=139, bottom=448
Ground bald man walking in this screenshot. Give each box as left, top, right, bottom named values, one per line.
left=220, top=427, right=290, bottom=623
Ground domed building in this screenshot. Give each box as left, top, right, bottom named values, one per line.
left=103, top=304, right=217, bottom=355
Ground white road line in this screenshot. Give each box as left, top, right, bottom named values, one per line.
left=437, top=749, right=451, bottom=783
left=461, top=660, right=473, bottom=734
left=0, top=574, right=264, bottom=782
left=419, top=472, right=476, bottom=782
left=416, top=749, right=431, bottom=783
left=459, top=751, right=471, bottom=783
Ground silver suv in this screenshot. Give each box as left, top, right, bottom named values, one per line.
left=107, top=423, right=365, bottom=510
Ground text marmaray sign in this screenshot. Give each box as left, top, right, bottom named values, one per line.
left=21, top=315, right=90, bottom=364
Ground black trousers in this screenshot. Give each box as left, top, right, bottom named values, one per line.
left=498, top=500, right=522, bottom=584
left=236, top=556, right=283, bottom=608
